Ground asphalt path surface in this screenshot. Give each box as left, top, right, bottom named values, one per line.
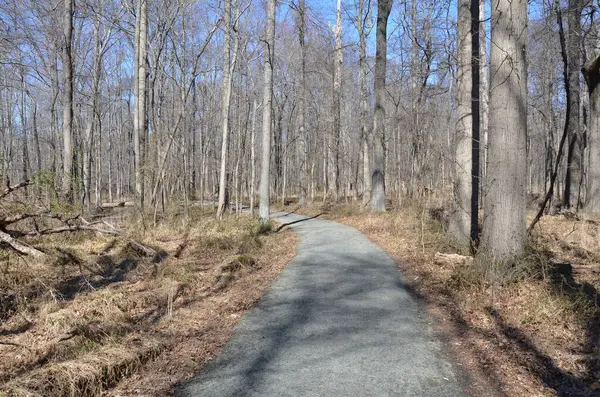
left=176, top=212, right=467, bottom=397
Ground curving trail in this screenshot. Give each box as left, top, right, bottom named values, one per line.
left=176, top=212, right=467, bottom=397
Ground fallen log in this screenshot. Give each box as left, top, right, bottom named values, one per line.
left=0, top=230, right=46, bottom=258
left=26, top=224, right=156, bottom=257
left=100, top=201, right=134, bottom=209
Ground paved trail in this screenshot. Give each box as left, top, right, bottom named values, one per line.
left=177, top=213, right=467, bottom=397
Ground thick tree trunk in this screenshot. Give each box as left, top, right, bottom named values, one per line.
left=62, top=0, right=74, bottom=203
left=449, top=0, right=474, bottom=247
left=259, top=0, right=276, bottom=222
left=371, top=0, right=392, bottom=212
left=482, top=0, right=528, bottom=260
left=563, top=0, right=583, bottom=209
left=583, top=54, right=600, bottom=213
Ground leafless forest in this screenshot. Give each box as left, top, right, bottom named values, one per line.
left=1, top=0, right=600, bottom=395
left=1, top=0, right=599, bottom=260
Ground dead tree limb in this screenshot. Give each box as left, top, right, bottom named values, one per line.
left=0, top=180, right=31, bottom=200
left=26, top=224, right=156, bottom=257
left=0, top=230, right=46, bottom=258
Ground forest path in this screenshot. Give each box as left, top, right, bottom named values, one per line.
left=176, top=212, right=467, bottom=397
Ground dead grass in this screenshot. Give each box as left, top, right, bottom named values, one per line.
left=0, top=208, right=297, bottom=397
left=289, top=201, right=600, bottom=397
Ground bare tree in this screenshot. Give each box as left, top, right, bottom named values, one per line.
left=329, top=0, right=343, bottom=201
left=134, top=0, right=148, bottom=210
left=481, top=0, right=528, bottom=260
left=356, top=0, right=371, bottom=207
left=563, top=0, right=583, bottom=209
left=259, top=0, right=276, bottom=222
left=449, top=0, right=477, bottom=247
left=217, top=0, right=237, bottom=219
left=62, top=0, right=74, bottom=203
left=370, top=0, right=392, bottom=212
left=297, top=0, right=308, bottom=206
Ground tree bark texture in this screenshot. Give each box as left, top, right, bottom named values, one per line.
left=482, top=0, right=528, bottom=260
left=259, top=0, right=276, bottom=222
left=371, top=0, right=392, bottom=212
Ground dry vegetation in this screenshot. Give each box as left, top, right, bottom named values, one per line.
left=0, top=206, right=297, bottom=397
left=287, top=201, right=600, bottom=397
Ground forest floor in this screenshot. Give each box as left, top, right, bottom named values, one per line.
left=282, top=200, right=600, bottom=397
left=0, top=206, right=297, bottom=397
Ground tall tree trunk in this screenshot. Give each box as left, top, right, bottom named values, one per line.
left=449, top=0, right=475, bottom=247
left=479, top=0, right=489, bottom=193
left=563, top=0, right=583, bottom=209
left=331, top=0, right=343, bottom=201
left=297, top=0, right=308, bottom=206
left=250, top=99, right=257, bottom=216
left=470, top=0, right=481, bottom=247
left=62, top=0, right=74, bottom=203
left=583, top=53, right=600, bottom=213
left=358, top=0, right=371, bottom=206
left=482, top=0, right=528, bottom=260
left=20, top=76, right=30, bottom=198
left=217, top=0, right=234, bottom=219
left=409, top=0, right=419, bottom=197
left=259, top=0, right=276, bottom=222
left=134, top=0, right=148, bottom=210
left=371, top=0, right=392, bottom=212
left=83, top=6, right=103, bottom=209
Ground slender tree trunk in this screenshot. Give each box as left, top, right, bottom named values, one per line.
left=479, top=0, right=489, bottom=193
left=358, top=0, right=371, bottom=206
left=470, top=0, right=481, bottom=247
left=217, top=0, right=234, bottom=219
left=83, top=8, right=103, bottom=209
left=250, top=99, right=257, bottom=215
left=297, top=0, right=308, bottom=206
left=482, top=0, right=528, bottom=260
left=331, top=0, right=343, bottom=201
left=134, top=0, right=147, bottom=210
left=20, top=76, right=30, bottom=198
left=371, top=0, right=392, bottom=212
left=259, top=0, right=276, bottom=222
left=62, top=0, right=74, bottom=203
left=32, top=103, right=41, bottom=175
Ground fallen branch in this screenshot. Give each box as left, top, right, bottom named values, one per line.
left=0, top=230, right=46, bottom=258
left=26, top=224, right=156, bottom=257
left=0, top=180, right=30, bottom=200
left=0, top=209, right=49, bottom=226
left=100, top=201, right=134, bottom=209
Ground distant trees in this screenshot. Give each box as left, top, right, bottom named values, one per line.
left=0, top=0, right=598, bottom=246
